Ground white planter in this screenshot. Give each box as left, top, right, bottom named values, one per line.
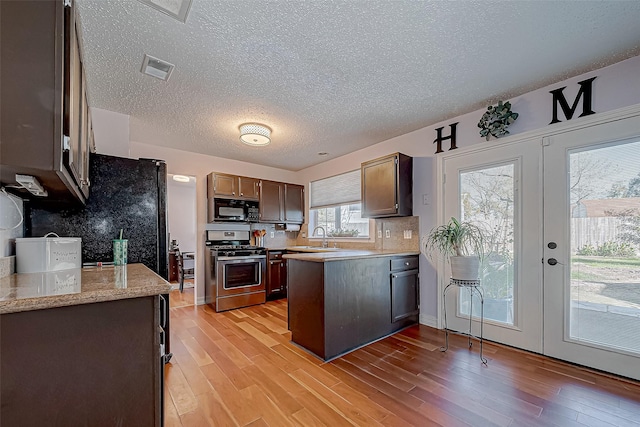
left=450, top=256, right=480, bottom=280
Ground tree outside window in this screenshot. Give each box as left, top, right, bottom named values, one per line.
left=310, top=203, right=369, bottom=238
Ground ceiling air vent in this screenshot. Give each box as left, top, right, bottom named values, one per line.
left=141, top=54, right=175, bottom=81
left=137, top=0, right=192, bottom=23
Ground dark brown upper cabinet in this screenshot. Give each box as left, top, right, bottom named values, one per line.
left=208, top=173, right=259, bottom=200
left=259, top=180, right=284, bottom=222
left=284, top=184, right=304, bottom=224
left=361, top=153, right=413, bottom=218
left=258, top=181, right=305, bottom=224
left=0, top=0, right=92, bottom=204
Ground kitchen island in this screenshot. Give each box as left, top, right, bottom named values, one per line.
left=284, top=250, right=420, bottom=360
left=0, top=263, right=171, bottom=426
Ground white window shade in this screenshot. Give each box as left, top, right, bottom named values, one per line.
left=310, top=170, right=361, bottom=209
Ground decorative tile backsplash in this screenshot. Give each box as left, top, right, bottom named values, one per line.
left=250, top=223, right=299, bottom=249
left=295, top=216, right=420, bottom=252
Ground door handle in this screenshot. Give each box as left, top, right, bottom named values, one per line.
left=548, top=258, right=558, bottom=266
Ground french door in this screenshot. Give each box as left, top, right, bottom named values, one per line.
left=543, top=114, right=640, bottom=380
left=441, top=111, right=640, bottom=380
left=442, top=137, right=543, bottom=353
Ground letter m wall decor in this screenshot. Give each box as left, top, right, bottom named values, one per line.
left=549, top=76, right=596, bottom=124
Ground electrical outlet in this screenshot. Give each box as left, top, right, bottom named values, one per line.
left=302, top=231, right=306, bottom=238
left=270, top=231, right=274, bottom=238
left=385, top=229, right=390, bottom=238
left=404, top=230, right=412, bottom=239
left=423, top=193, right=430, bottom=205
left=377, top=230, right=382, bottom=238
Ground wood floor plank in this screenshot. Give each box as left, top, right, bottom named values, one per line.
left=343, top=351, right=416, bottom=392
left=270, top=340, right=324, bottom=367
left=170, top=351, right=214, bottom=396
left=241, top=363, right=304, bottom=416
left=199, top=362, right=261, bottom=426
left=236, top=321, right=280, bottom=347
left=289, top=368, right=385, bottom=426
left=251, top=313, right=290, bottom=335
left=332, top=357, right=423, bottom=408
left=291, top=390, right=359, bottom=426
left=251, top=354, right=308, bottom=396
left=409, top=383, right=513, bottom=427
left=178, top=390, right=239, bottom=427
left=245, top=418, right=269, bottom=427
left=181, top=335, right=215, bottom=367
left=187, top=326, right=256, bottom=390
left=269, top=344, right=341, bottom=388
left=290, top=407, right=325, bottom=427
left=241, top=384, right=296, bottom=427
left=165, top=362, right=199, bottom=416
left=164, top=380, right=183, bottom=427
left=165, top=292, right=640, bottom=427
left=329, top=381, right=394, bottom=422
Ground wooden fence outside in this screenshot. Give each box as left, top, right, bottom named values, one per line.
left=571, top=217, right=624, bottom=252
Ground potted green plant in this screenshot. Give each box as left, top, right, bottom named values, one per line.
left=423, top=217, right=486, bottom=280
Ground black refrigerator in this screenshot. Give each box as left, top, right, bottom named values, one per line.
left=26, top=153, right=172, bottom=374
left=27, top=153, right=168, bottom=278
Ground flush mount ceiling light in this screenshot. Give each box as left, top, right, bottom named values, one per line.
left=239, top=123, right=271, bottom=146
left=141, top=54, right=175, bottom=81
left=137, top=0, right=193, bottom=23
left=172, top=175, right=190, bottom=183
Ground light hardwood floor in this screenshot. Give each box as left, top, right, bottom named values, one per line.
left=165, top=289, right=640, bottom=426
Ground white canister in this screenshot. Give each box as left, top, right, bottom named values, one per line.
left=16, top=234, right=82, bottom=273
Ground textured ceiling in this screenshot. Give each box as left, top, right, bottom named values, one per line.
left=75, top=0, right=640, bottom=171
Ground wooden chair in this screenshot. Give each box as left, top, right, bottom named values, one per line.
left=178, top=252, right=195, bottom=292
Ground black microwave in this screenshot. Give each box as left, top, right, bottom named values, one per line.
left=208, top=198, right=259, bottom=223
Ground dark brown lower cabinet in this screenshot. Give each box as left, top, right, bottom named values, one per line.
left=391, top=269, right=420, bottom=322
left=267, top=250, right=287, bottom=300
left=287, top=255, right=419, bottom=361
left=0, top=296, right=163, bottom=426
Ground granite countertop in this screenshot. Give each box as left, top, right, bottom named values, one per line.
left=283, top=249, right=420, bottom=262
left=0, top=263, right=171, bottom=314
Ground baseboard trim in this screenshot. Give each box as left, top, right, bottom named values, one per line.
left=196, top=297, right=206, bottom=305
left=419, top=314, right=438, bottom=328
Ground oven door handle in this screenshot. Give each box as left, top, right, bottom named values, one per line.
left=217, top=255, right=266, bottom=261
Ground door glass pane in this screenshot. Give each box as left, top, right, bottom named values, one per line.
left=569, top=139, right=640, bottom=354
left=459, top=163, right=516, bottom=325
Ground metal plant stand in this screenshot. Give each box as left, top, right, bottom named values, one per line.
left=441, top=278, right=487, bottom=365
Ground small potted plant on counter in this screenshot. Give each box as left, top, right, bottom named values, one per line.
left=423, top=217, right=486, bottom=280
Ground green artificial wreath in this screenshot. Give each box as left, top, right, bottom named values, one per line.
left=477, top=100, right=519, bottom=141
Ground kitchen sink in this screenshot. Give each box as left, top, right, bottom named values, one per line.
left=286, top=246, right=343, bottom=253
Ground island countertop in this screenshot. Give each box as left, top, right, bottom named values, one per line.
left=0, top=263, right=171, bottom=314
left=283, top=249, right=420, bottom=262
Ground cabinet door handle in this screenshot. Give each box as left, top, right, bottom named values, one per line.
left=232, top=192, right=236, bottom=195
left=240, top=192, right=244, bottom=196
left=405, top=262, right=410, bottom=266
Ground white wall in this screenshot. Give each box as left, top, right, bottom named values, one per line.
left=295, top=54, right=640, bottom=322
left=167, top=175, right=197, bottom=253
left=0, top=192, right=24, bottom=257
left=91, top=107, right=131, bottom=158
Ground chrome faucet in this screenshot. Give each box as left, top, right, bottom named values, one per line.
left=312, top=226, right=328, bottom=248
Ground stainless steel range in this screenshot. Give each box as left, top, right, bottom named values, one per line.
left=204, top=226, right=267, bottom=312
